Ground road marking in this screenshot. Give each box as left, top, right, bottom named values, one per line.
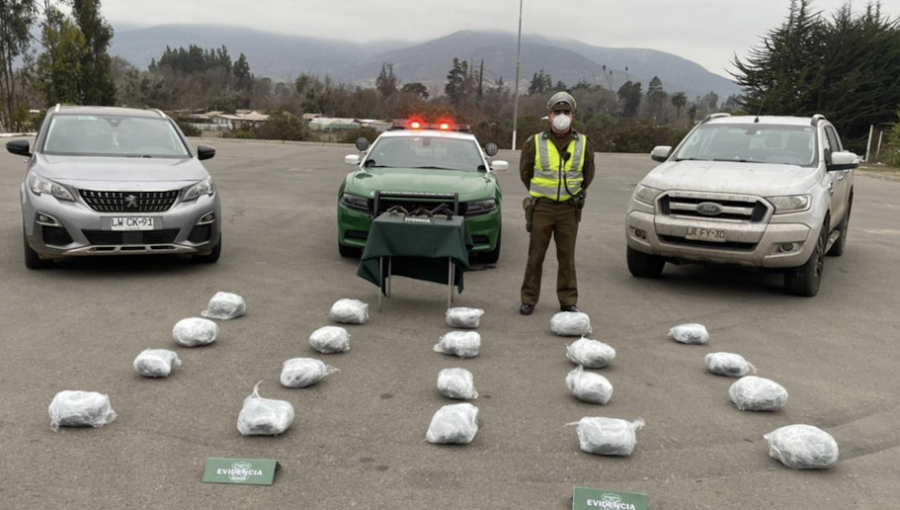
left=862, top=229, right=900, bottom=236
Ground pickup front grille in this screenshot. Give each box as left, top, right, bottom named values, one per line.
left=659, top=235, right=757, bottom=251
left=79, top=190, right=179, bottom=212
left=660, top=195, right=767, bottom=222
left=82, top=229, right=180, bottom=245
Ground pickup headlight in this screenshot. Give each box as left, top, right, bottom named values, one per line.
left=633, top=184, right=662, bottom=205
left=768, top=195, right=811, bottom=214
left=184, top=177, right=214, bottom=201
left=30, top=174, right=74, bottom=201
left=340, top=193, right=369, bottom=212
left=465, top=199, right=498, bottom=216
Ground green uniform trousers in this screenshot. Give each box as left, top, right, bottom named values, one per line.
left=520, top=198, right=579, bottom=307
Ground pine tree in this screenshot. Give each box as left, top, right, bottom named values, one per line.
left=70, top=0, right=116, bottom=105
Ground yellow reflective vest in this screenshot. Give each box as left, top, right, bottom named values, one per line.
left=529, top=132, right=587, bottom=202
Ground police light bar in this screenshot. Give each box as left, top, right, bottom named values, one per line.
left=388, top=119, right=471, bottom=132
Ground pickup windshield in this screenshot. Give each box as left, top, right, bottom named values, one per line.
left=674, top=124, right=818, bottom=167
left=363, top=137, right=484, bottom=171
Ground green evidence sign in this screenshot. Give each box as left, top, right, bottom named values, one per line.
left=573, top=486, right=649, bottom=510
left=202, top=458, right=280, bottom=486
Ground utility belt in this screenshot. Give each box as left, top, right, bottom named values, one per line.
left=524, top=192, right=586, bottom=232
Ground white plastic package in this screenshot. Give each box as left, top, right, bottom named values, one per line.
left=566, top=337, right=616, bottom=368
left=729, top=376, right=789, bottom=411
left=668, top=323, right=709, bottom=344
left=309, top=326, right=351, bottom=354
left=765, top=424, right=839, bottom=469
left=201, top=292, right=246, bottom=320
left=426, top=403, right=479, bottom=444
left=445, top=307, right=486, bottom=329
left=134, top=349, right=182, bottom=378
left=433, top=331, right=481, bottom=358
left=437, top=368, right=479, bottom=400
left=569, top=417, right=644, bottom=456
left=566, top=366, right=613, bottom=404
left=280, top=358, right=337, bottom=388
left=237, top=382, right=295, bottom=436
left=330, top=299, right=369, bottom=324
left=49, top=391, right=117, bottom=431
left=706, top=352, right=756, bottom=377
left=172, top=317, right=219, bottom=347
left=551, top=312, right=592, bottom=337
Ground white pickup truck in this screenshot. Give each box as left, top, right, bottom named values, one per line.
left=625, top=114, right=858, bottom=297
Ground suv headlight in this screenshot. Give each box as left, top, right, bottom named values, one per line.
left=340, top=193, right=369, bottom=211
left=465, top=199, right=497, bottom=216
left=184, top=177, right=214, bottom=201
left=768, top=194, right=811, bottom=214
left=30, top=174, right=74, bottom=201
left=633, top=184, right=662, bottom=205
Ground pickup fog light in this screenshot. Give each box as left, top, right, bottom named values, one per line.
left=197, top=212, right=215, bottom=225
left=36, top=213, right=60, bottom=226
left=633, top=228, right=647, bottom=240
left=780, top=243, right=795, bottom=252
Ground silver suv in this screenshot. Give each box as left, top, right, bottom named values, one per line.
left=6, top=105, right=222, bottom=268
left=626, top=114, right=858, bottom=296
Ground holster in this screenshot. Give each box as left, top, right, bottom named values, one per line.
left=574, top=193, right=586, bottom=223
left=522, top=197, right=535, bottom=233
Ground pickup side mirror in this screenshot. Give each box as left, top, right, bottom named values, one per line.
left=491, top=160, right=509, bottom=172
left=197, top=145, right=216, bottom=161
left=6, top=139, right=31, bottom=157
left=345, top=155, right=361, bottom=166
left=651, top=145, right=672, bottom=163
left=827, top=151, right=858, bottom=171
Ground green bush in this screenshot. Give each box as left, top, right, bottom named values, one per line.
left=256, top=114, right=309, bottom=141
left=340, top=127, right=380, bottom=144
left=176, top=120, right=201, bottom=137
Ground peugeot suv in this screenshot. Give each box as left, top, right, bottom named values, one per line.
left=6, top=105, right=222, bottom=268
left=625, top=114, right=858, bottom=296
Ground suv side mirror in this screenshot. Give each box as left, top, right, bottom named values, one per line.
left=651, top=146, right=672, bottom=163
left=197, top=145, right=216, bottom=161
left=355, top=137, right=369, bottom=152
left=827, top=151, right=858, bottom=171
left=6, top=139, right=31, bottom=157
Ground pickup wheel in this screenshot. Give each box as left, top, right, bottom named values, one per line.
left=627, top=246, right=665, bottom=278
left=784, top=220, right=827, bottom=297
left=827, top=194, right=852, bottom=257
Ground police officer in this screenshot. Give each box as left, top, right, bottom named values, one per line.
left=519, top=91, right=595, bottom=315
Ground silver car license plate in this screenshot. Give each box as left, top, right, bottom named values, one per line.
left=110, top=217, right=155, bottom=231
left=685, top=227, right=726, bottom=242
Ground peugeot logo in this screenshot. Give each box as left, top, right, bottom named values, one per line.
left=124, top=195, right=139, bottom=208
left=697, top=202, right=723, bottom=216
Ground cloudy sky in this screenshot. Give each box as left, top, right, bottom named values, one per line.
left=101, top=0, right=879, bottom=78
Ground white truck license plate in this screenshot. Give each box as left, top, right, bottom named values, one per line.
left=685, top=227, right=727, bottom=242
left=110, top=217, right=155, bottom=231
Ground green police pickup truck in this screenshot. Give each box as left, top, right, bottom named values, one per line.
left=337, top=122, right=508, bottom=263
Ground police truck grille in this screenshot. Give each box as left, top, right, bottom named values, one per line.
left=79, top=190, right=179, bottom=212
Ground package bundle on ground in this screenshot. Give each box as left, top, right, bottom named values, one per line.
left=445, top=307, right=486, bottom=329
left=566, top=366, right=613, bottom=404
left=330, top=299, right=369, bottom=324
left=237, top=383, right=295, bottom=436
left=566, top=337, right=616, bottom=368
left=551, top=312, right=592, bottom=337
left=201, top=292, right=246, bottom=320
left=134, top=349, right=182, bottom=378
left=49, top=391, right=117, bottom=430
left=706, top=352, right=756, bottom=377
left=765, top=424, right=839, bottom=469
left=669, top=323, right=709, bottom=344
left=433, top=332, right=481, bottom=358
left=173, top=317, right=219, bottom=347
left=569, top=417, right=645, bottom=456
left=426, top=403, right=479, bottom=445
left=437, top=368, right=478, bottom=400
left=309, top=326, right=351, bottom=354
left=280, top=358, right=337, bottom=388
left=729, top=376, right=789, bottom=411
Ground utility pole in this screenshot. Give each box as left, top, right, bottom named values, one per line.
left=511, top=0, right=523, bottom=151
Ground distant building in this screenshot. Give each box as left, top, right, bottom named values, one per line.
left=308, top=117, right=390, bottom=132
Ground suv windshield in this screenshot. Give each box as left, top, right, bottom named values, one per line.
left=674, top=124, right=818, bottom=167
left=42, top=115, right=191, bottom=158
left=363, top=137, right=484, bottom=171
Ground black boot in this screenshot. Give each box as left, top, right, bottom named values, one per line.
left=520, top=303, right=535, bottom=315
left=560, top=305, right=579, bottom=313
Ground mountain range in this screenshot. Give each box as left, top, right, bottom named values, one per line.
left=110, top=24, right=741, bottom=100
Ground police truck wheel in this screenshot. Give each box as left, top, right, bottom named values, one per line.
left=627, top=247, right=665, bottom=278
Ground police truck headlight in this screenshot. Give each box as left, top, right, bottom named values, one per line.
left=30, top=174, right=74, bottom=201
left=465, top=199, right=497, bottom=216
left=340, top=193, right=369, bottom=212
left=768, top=195, right=811, bottom=214
left=632, top=184, right=662, bottom=205
left=184, top=177, right=214, bottom=201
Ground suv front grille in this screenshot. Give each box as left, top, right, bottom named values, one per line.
left=79, top=190, right=179, bottom=212
left=660, top=195, right=767, bottom=222
left=82, top=229, right=180, bottom=245
left=42, top=226, right=74, bottom=246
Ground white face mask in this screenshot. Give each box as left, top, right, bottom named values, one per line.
left=551, top=113, right=572, bottom=132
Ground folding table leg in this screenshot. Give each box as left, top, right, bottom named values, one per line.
left=447, top=258, right=454, bottom=308
left=387, top=256, right=392, bottom=298
left=378, top=256, right=383, bottom=312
